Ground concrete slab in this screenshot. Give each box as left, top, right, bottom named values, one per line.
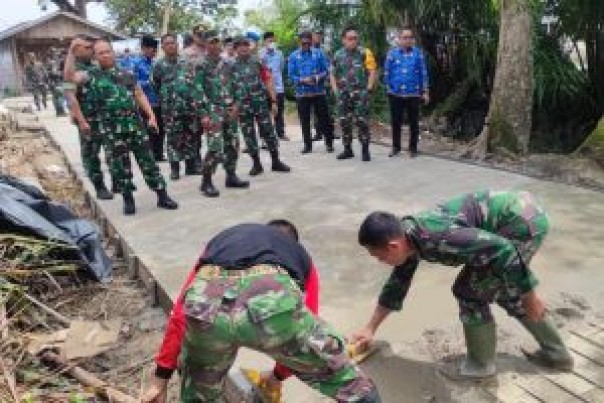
left=38, top=106, right=604, bottom=402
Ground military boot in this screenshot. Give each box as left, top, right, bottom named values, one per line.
left=519, top=315, right=574, bottom=371
left=170, top=162, right=180, bottom=181
left=200, top=174, right=220, bottom=197
left=361, top=141, right=371, bottom=162
left=123, top=192, right=136, bottom=216
left=438, top=321, right=497, bottom=381
left=225, top=172, right=249, bottom=188
left=93, top=179, right=113, bottom=200
left=337, top=145, right=354, bottom=160
left=185, top=159, right=202, bottom=175
left=270, top=151, right=291, bottom=172
left=249, top=153, right=264, bottom=176
left=156, top=189, right=178, bottom=210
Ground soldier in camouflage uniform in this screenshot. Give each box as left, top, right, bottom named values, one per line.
left=152, top=33, right=202, bottom=180
left=352, top=190, right=574, bottom=380
left=65, top=38, right=178, bottom=216
left=45, top=48, right=67, bottom=116
left=179, top=222, right=381, bottom=402
left=231, top=36, right=291, bottom=176
left=24, top=53, right=48, bottom=111
left=63, top=35, right=114, bottom=200
left=330, top=27, right=378, bottom=162
left=194, top=31, right=250, bottom=197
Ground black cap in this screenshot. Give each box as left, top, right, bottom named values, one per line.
left=233, top=35, right=250, bottom=47
left=203, top=30, right=220, bottom=41
left=141, top=35, right=158, bottom=48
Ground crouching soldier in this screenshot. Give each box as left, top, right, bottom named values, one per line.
left=352, top=190, right=573, bottom=380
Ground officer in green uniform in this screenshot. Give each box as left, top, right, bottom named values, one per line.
left=63, top=35, right=113, bottom=200
left=352, top=190, right=574, bottom=380
left=65, top=38, right=178, bottom=216
left=194, top=31, right=249, bottom=197
left=152, top=33, right=202, bottom=180
left=24, top=53, right=48, bottom=111
left=45, top=48, right=67, bottom=117
left=231, top=36, right=291, bottom=176
left=330, top=26, right=378, bottom=162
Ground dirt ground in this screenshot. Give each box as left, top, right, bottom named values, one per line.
left=0, top=114, right=179, bottom=401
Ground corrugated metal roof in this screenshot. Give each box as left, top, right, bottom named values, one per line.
left=0, top=11, right=126, bottom=42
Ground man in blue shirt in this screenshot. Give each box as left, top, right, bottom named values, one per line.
left=260, top=32, right=287, bottom=141
left=117, top=47, right=136, bottom=72
left=133, top=35, right=165, bottom=161
left=384, top=27, right=429, bottom=158
left=288, top=31, right=334, bottom=154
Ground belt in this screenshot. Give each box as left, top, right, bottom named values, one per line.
left=198, top=264, right=285, bottom=279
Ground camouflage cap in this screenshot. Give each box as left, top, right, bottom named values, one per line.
left=203, top=30, right=220, bottom=42
left=192, top=23, right=209, bottom=36
left=233, top=35, right=250, bottom=47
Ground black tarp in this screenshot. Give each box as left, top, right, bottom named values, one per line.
left=0, top=175, right=112, bottom=281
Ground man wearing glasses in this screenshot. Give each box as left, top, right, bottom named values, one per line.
left=384, top=27, right=429, bottom=158
left=330, top=26, right=378, bottom=162
left=288, top=31, right=334, bottom=154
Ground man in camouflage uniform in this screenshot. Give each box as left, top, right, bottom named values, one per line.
left=352, top=190, right=574, bottom=380
left=330, top=27, right=378, bottom=162
left=24, top=53, right=48, bottom=112
left=194, top=31, right=249, bottom=197
left=178, top=222, right=382, bottom=402
left=63, top=35, right=113, bottom=200
left=45, top=48, right=67, bottom=117
left=65, top=38, right=178, bottom=216
left=152, top=33, right=202, bottom=180
left=232, top=36, right=291, bottom=176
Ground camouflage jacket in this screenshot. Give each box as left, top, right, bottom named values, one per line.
left=230, top=56, right=266, bottom=104
left=331, top=47, right=371, bottom=94
left=378, top=190, right=541, bottom=311
left=194, top=55, right=236, bottom=115
left=73, top=61, right=100, bottom=121
left=24, top=63, right=48, bottom=90
left=152, top=56, right=203, bottom=116
left=85, top=66, right=142, bottom=134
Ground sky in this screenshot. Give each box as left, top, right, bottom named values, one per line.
left=0, top=0, right=261, bottom=31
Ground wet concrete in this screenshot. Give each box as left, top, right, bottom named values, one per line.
left=39, top=109, right=604, bottom=402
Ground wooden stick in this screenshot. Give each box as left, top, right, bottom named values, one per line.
left=41, top=351, right=137, bottom=403
left=24, top=293, right=70, bottom=326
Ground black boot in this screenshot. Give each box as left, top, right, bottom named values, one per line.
left=270, top=151, right=291, bottom=172
left=200, top=174, right=220, bottom=197
left=225, top=172, right=250, bottom=188
left=111, top=178, right=120, bottom=194
left=93, top=179, right=113, bottom=200
left=249, top=153, right=264, bottom=176
left=170, top=162, right=180, bottom=180
left=156, top=189, right=178, bottom=209
left=123, top=192, right=136, bottom=215
left=185, top=159, right=202, bottom=175
left=300, top=144, right=312, bottom=154
left=337, top=146, right=354, bottom=160
left=361, top=142, right=371, bottom=162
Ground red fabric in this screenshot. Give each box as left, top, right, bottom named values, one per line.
left=155, top=260, right=321, bottom=380
left=260, top=64, right=272, bottom=86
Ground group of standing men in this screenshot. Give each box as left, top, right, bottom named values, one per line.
left=24, top=50, right=67, bottom=116
left=63, top=25, right=293, bottom=215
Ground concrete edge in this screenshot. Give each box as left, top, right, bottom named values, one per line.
left=40, top=122, right=174, bottom=313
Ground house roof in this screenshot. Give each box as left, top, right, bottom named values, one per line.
left=0, top=11, right=126, bottom=42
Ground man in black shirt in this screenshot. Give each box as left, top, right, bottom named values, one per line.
left=179, top=222, right=381, bottom=402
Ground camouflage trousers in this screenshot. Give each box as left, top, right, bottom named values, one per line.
left=337, top=90, right=370, bottom=146
left=50, top=87, right=66, bottom=116
left=31, top=86, right=47, bottom=111
left=202, top=112, right=240, bottom=176
left=239, top=103, right=278, bottom=155
left=163, top=113, right=200, bottom=163
left=451, top=193, right=549, bottom=326
left=103, top=126, right=166, bottom=193
left=78, top=120, right=112, bottom=184
left=181, top=265, right=379, bottom=403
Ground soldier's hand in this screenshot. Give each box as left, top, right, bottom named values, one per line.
left=148, top=116, right=159, bottom=132
left=141, top=375, right=168, bottom=403
left=521, top=291, right=546, bottom=322
left=422, top=92, right=430, bottom=105
left=271, top=102, right=278, bottom=117
left=201, top=116, right=211, bottom=129
left=228, top=105, right=239, bottom=120
left=69, top=37, right=89, bottom=54
left=78, top=120, right=91, bottom=136
left=349, top=327, right=375, bottom=352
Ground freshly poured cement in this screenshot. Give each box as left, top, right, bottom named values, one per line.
left=40, top=110, right=604, bottom=402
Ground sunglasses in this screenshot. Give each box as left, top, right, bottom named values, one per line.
left=345, top=36, right=359, bottom=40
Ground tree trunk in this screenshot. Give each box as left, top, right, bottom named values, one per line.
left=467, top=0, right=533, bottom=158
